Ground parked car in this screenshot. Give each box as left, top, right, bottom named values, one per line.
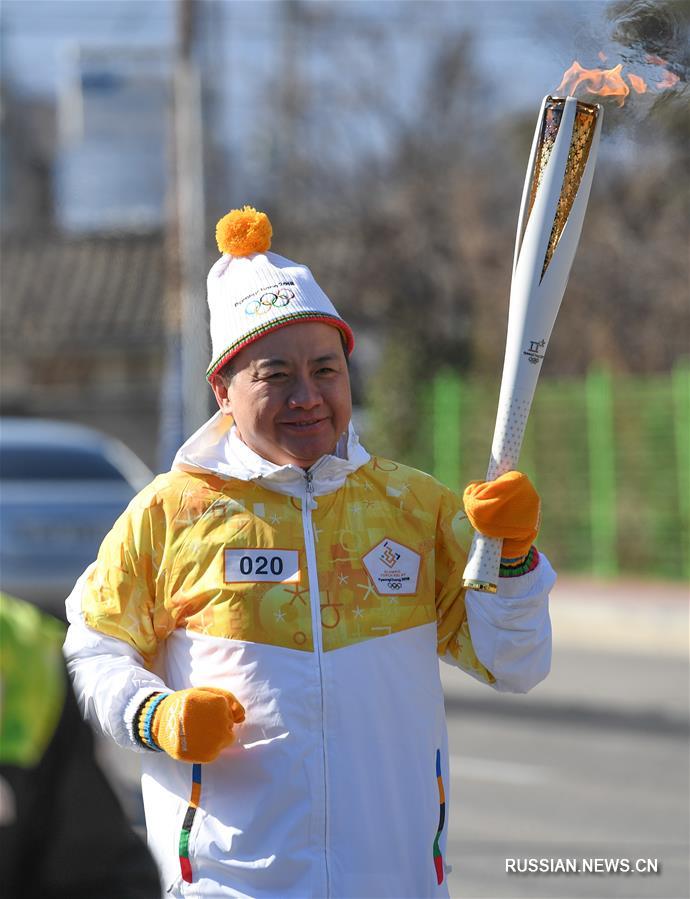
left=0, top=418, right=153, bottom=617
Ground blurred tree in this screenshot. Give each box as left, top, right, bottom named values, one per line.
left=243, top=0, right=688, bottom=458
left=546, top=0, right=690, bottom=375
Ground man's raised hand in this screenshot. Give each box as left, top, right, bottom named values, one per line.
left=463, top=470, right=540, bottom=562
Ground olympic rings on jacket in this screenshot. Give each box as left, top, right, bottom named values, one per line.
left=245, top=289, right=294, bottom=316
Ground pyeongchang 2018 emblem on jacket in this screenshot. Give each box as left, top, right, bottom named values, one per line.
left=362, top=538, right=421, bottom=595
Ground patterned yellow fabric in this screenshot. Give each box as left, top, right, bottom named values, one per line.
left=82, top=460, right=493, bottom=683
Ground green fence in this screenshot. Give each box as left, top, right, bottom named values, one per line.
left=424, top=362, right=690, bottom=581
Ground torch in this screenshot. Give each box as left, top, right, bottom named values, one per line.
left=462, top=95, right=603, bottom=592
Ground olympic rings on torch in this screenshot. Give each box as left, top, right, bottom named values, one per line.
left=245, top=289, right=294, bottom=316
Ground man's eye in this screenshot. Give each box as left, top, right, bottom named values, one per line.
left=317, top=367, right=336, bottom=375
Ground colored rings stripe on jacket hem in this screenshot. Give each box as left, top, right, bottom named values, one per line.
left=179, top=764, right=202, bottom=883
left=433, top=749, right=445, bottom=885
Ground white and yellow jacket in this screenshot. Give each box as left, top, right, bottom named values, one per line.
left=64, top=414, right=554, bottom=899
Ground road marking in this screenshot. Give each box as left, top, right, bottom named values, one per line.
left=450, top=754, right=552, bottom=785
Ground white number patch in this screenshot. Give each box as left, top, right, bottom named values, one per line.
left=224, top=549, right=300, bottom=584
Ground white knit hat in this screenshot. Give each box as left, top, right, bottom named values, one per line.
left=206, top=207, right=354, bottom=381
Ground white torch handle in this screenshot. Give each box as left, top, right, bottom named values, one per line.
left=462, top=95, right=602, bottom=593
left=463, top=534, right=504, bottom=592
left=462, top=393, right=531, bottom=592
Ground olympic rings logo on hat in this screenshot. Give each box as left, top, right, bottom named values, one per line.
left=245, top=289, right=295, bottom=316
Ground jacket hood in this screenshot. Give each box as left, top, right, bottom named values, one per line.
left=172, top=411, right=370, bottom=497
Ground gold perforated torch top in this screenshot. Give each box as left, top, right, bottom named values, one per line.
left=519, top=97, right=600, bottom=281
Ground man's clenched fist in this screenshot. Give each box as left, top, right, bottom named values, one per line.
left=463, top=470, right=541, bottom=560
left=147, top=687, right=245, bottom=763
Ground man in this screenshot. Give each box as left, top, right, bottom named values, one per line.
left=65, top=207, right=553, bottom=899
left=1, top=593, right=160, bottom=899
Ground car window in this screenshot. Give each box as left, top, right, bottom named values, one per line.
left=0, top=446, right=127, bottom=481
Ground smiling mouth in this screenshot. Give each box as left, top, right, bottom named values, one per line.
left=281, top=418, right=328, bottom=428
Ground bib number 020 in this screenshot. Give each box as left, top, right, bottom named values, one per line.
left=240, top=555, right=283, bottom=576
left=224, top=548, right=300, bottom=584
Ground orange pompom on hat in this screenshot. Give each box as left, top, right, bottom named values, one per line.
left=206, top=206, right=355, bottom=381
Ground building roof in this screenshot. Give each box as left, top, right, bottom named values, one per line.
left=1, top=232, right=167, bottom=352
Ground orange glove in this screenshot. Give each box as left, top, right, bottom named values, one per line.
left=463, top=470, right=540, bottom=560
left=143, top=687, right=245, bottom=763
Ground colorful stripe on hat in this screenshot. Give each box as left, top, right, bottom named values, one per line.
left=433, top=749, right=446, bottom=885
left=206, top=311, right=355, bottom=380
left=179, top=763, right=202, bottom=883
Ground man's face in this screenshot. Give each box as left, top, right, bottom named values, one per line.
left=211, top=321, right=352, bottom=469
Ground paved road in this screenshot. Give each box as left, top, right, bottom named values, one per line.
left=96, top=577, right=689, bottom=899
left=442, top=577, right=689, bottom=899
left=442, top=648, right=689, bottom=899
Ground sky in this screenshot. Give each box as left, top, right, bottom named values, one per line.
left=0, top=0, right=615, bottom=108
left=2, top=0, right=658, bottom=210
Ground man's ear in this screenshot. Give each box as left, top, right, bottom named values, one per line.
left=210, top=377, right=233, bottom=416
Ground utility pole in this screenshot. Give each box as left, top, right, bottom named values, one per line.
left=281, top=1, right=308, bottom=201
left=176, top=0, right=209, bottom=440
left=160, top=0, right=209, bottom=469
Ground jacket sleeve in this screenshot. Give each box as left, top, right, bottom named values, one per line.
left=64, top=488, right=175, bottom=751
left=435, top=487, right=554, bottom=693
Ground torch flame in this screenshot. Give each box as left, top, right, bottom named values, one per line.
left=627, top=73, right=647, bottom=94
left=557, top=57, right=681, bottom=107
left=557, top=61, right=631, bottom=106
left=656, top=69, right=680, bottom=89
left=645, top=54, right=669, bottom=67
left=643, top=54, right=680, bottom=86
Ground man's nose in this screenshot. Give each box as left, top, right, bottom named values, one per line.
left=288, top=376, right=322, bottom=409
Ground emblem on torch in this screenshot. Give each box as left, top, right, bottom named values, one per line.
left=524, top=339, right=546, bottom=364
left=462, top=95, right=603, bottom=593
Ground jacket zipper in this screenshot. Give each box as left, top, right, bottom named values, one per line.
left=302, top=468, right=331, bottom=897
